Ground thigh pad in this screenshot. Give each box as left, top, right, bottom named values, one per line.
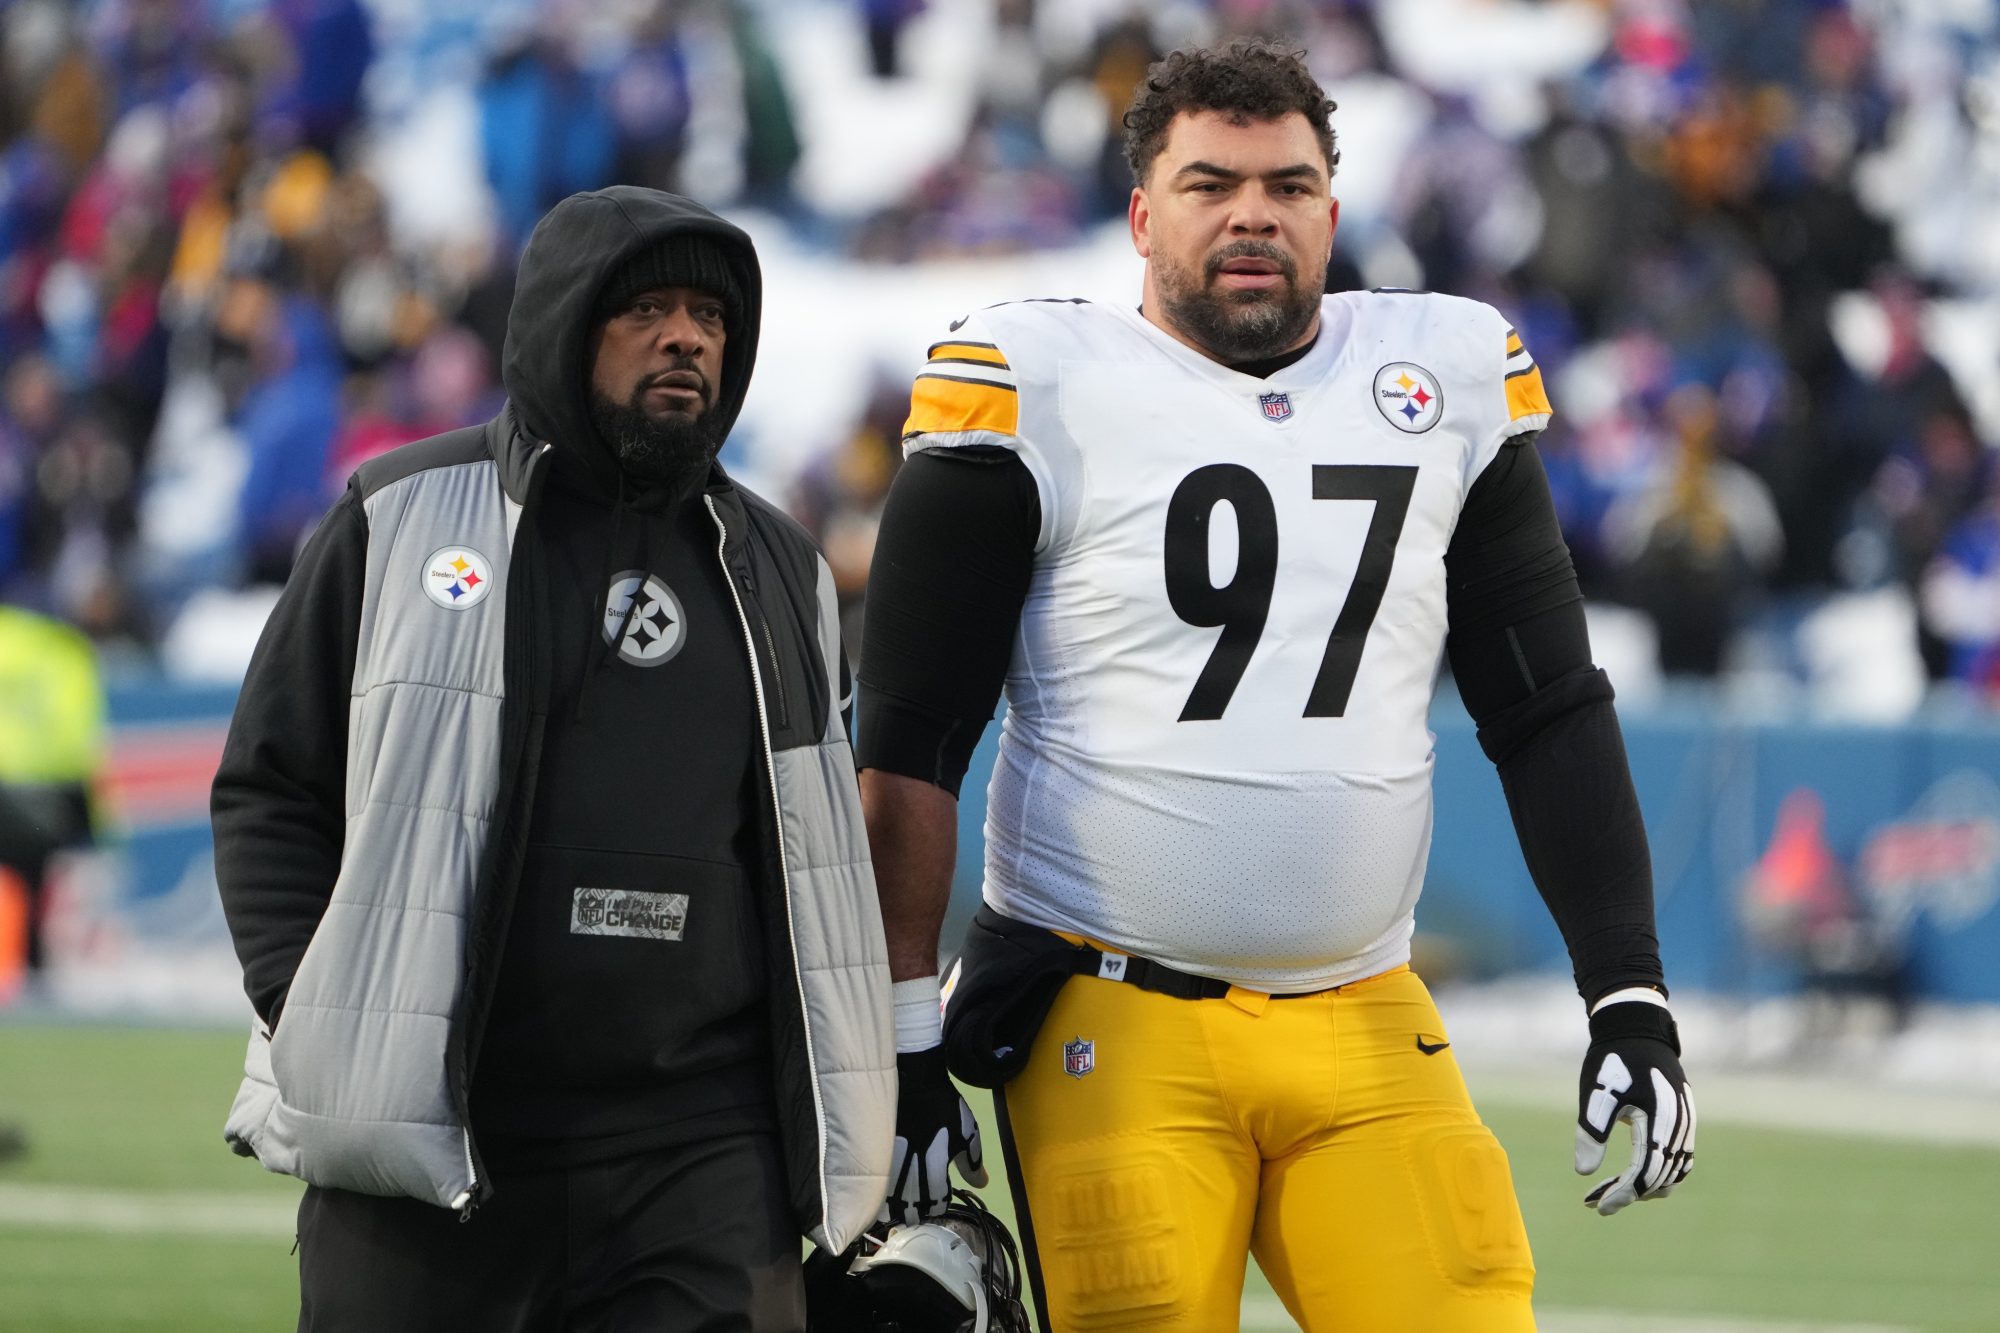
left=1033, top=1138, right=1191, bottom=1328
left=1403, top=1120, right=1535, bottom=1295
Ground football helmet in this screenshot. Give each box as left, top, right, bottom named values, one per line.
left=806, top=1190, right=1030, bottom=1333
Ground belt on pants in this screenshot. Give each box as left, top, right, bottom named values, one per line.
left=1076, top=946, right=1329, bottom=1001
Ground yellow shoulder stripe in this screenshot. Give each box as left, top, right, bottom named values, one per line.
left=927, top=341, right=1010, bottom=368
left=905, top=372, right=1018, bottom=439
left=1505, top=363, right=1553, bottom=422
left=1505, top=331, right=1525, bottom=356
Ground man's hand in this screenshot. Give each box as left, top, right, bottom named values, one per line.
left=1575, top=995, right=1695, bottom=1215
left=883, top=1045, right=987, bottom=1225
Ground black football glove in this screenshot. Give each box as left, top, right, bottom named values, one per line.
left=1575, top=999, right=1696, bottom=1215
left=882, top=1045, right=987, bottom=1226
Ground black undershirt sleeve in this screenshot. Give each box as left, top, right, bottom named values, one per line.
left=1445, top=436, right=1665, bottom=1004
left=855, top=447, right=1039, bottom=795
left=213, top=487, right=368, bottom=1027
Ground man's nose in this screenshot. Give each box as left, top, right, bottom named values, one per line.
left=653, top=307, right=706, bottom=355
left=1227, top=189, right=1281, bottom=237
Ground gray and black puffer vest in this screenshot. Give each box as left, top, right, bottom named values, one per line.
left=224, top=412, right=894, bottom=1250
left=224, top=188, right=893, bottom=1252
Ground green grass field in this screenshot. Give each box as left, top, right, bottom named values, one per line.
left=1, top=1026, right=1997, bottom=1332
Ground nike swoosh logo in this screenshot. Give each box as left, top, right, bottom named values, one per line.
left=1416, top=1037, right=1451, bottom=1055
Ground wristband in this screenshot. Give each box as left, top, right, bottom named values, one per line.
left=893, top=975, right=944, bottom=1053
left=1589, top=985, right=1669, bottom=1017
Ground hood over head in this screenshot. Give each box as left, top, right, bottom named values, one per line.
left=502, top=186, right=762, bottom=493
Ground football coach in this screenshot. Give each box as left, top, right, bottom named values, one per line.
left=212, top=186, right=894, bottom=1331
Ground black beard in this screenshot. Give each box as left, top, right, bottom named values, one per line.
left=1156, top=240, right=1321, bottom=363
left=588, top=386, right=726, bottom=497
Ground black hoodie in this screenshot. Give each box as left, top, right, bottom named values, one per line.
left=503, top=185, right=763, bottom=490
left=216, top=189, right=849, bottom=1183
left=475, top=191, right=780, bottom=1163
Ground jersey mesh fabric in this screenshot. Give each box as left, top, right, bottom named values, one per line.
left=985, top=720, right=1429, bottom=989
left=910, top=294, right=1548, bottom=990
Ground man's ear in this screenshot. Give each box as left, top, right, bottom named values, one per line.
left=1129, top=186, right=1153, bottom=260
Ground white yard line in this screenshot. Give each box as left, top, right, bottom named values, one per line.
left=0, top=1183, right=296, bottom=1239
left=1531, top=1315, right=1912, bottom=1333
left=1242, top=1295, right=1912, bottom=1332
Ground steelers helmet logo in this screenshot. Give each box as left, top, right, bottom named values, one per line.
left=422, top=546, right=494, bottom=610
left=1373, top=362, right=1444, bottom=434
left=603, top=571, right=687, bottom=667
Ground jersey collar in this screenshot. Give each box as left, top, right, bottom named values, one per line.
left=1110, top=298, right=1350, bottom=398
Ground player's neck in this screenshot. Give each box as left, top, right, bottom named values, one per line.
left=1225, top=334, right=1319, bottom=379
left=1137, top=300, right=1322, bottom=369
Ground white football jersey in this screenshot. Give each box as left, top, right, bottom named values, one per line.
left=903, top=292, right=1553, bottom=991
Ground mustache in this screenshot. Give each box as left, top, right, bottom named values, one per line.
left=1204, top=240, right=1299, bottom=284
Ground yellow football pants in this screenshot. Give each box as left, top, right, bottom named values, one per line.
left=994, top=966, right=1536, bottom=1332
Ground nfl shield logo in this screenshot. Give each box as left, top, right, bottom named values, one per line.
left=1062, top=1036, right=1095, bottom=1079
left=1259, top=392, right=1292, bottom=422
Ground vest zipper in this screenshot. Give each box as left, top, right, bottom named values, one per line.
left=704, top=494, right=830, bottom=1228
left=757, top=607, right=790, bottom=729
left=452, top=1131, right=479, bottom=1220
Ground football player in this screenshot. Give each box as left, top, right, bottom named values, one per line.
left=857, top=38, right=1695, bottom=1332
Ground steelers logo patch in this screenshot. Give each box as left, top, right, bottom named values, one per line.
left=602, top=571, right=687, bottom=667
left=1373, top=362, right=1444, bottom=434
left=422, top=546, right=494, bottom=610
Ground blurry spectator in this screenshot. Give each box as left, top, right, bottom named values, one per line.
left=90, top=0, right=203, bottom=119
left=861, top=0, right=927, bottom=79
left=1389, top=93, right=1537, bottom=302
left=330, top=324, right=499, bottom=480
left=1740, top=787, right=1910, bottom=1036
left=477, top=31, right=617, bottom=254
left=1518, top=92, right=1663, bottom=335
left=1079, top=16, right=1161, bottom=215
left=262, top=0, right=374, bottom=156
left=855, top=102, right=1082, bottom=259
left=312, top=170, right=414, bottom=363
left=1866, top=399, right=1989, bottom=673
left=608, top=5, right=694, bottom=193
left=58, top=106, right=177, bottom=445
left=36, top=404, right=142, bottom=640
left=1918, top=478, right=2000, bottom=700
left=0, top=0, right=1990, bottom=717
left=729, top=2, right=806, bottom=212
left=1745, top=94, right=1897, bottom=587
left=790, top=376, right=907, bottom=653
left=4, top=345, right=144, bottom=640
left=0, top=603, right=104, bottom=988
left=14, top=24, right=106, bottom=177
left=215, top=273, right=341, bottom=584
left=0, top=354, right=63, bottom=593
left=1835, top=273, right=1985, bottom=665
left=1605, top=383, right=1783, bottom=674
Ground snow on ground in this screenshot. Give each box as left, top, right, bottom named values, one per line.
left=1439, top=976, right=2000, bottom=1146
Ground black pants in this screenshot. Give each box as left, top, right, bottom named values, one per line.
left=0, top=782, right=84, bottom=976
left=297, top=1130, right=805, bottom=1332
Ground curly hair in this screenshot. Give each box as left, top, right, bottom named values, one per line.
left=1122, top=38, right=1340, bottom=186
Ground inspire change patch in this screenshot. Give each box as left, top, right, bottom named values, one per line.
left=570, top=887, right=689, bottom=941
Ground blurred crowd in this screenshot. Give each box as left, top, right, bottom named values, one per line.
left=0, top=0, right=1997, bottom=707
left=0, top=0, right=799, bottom=658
